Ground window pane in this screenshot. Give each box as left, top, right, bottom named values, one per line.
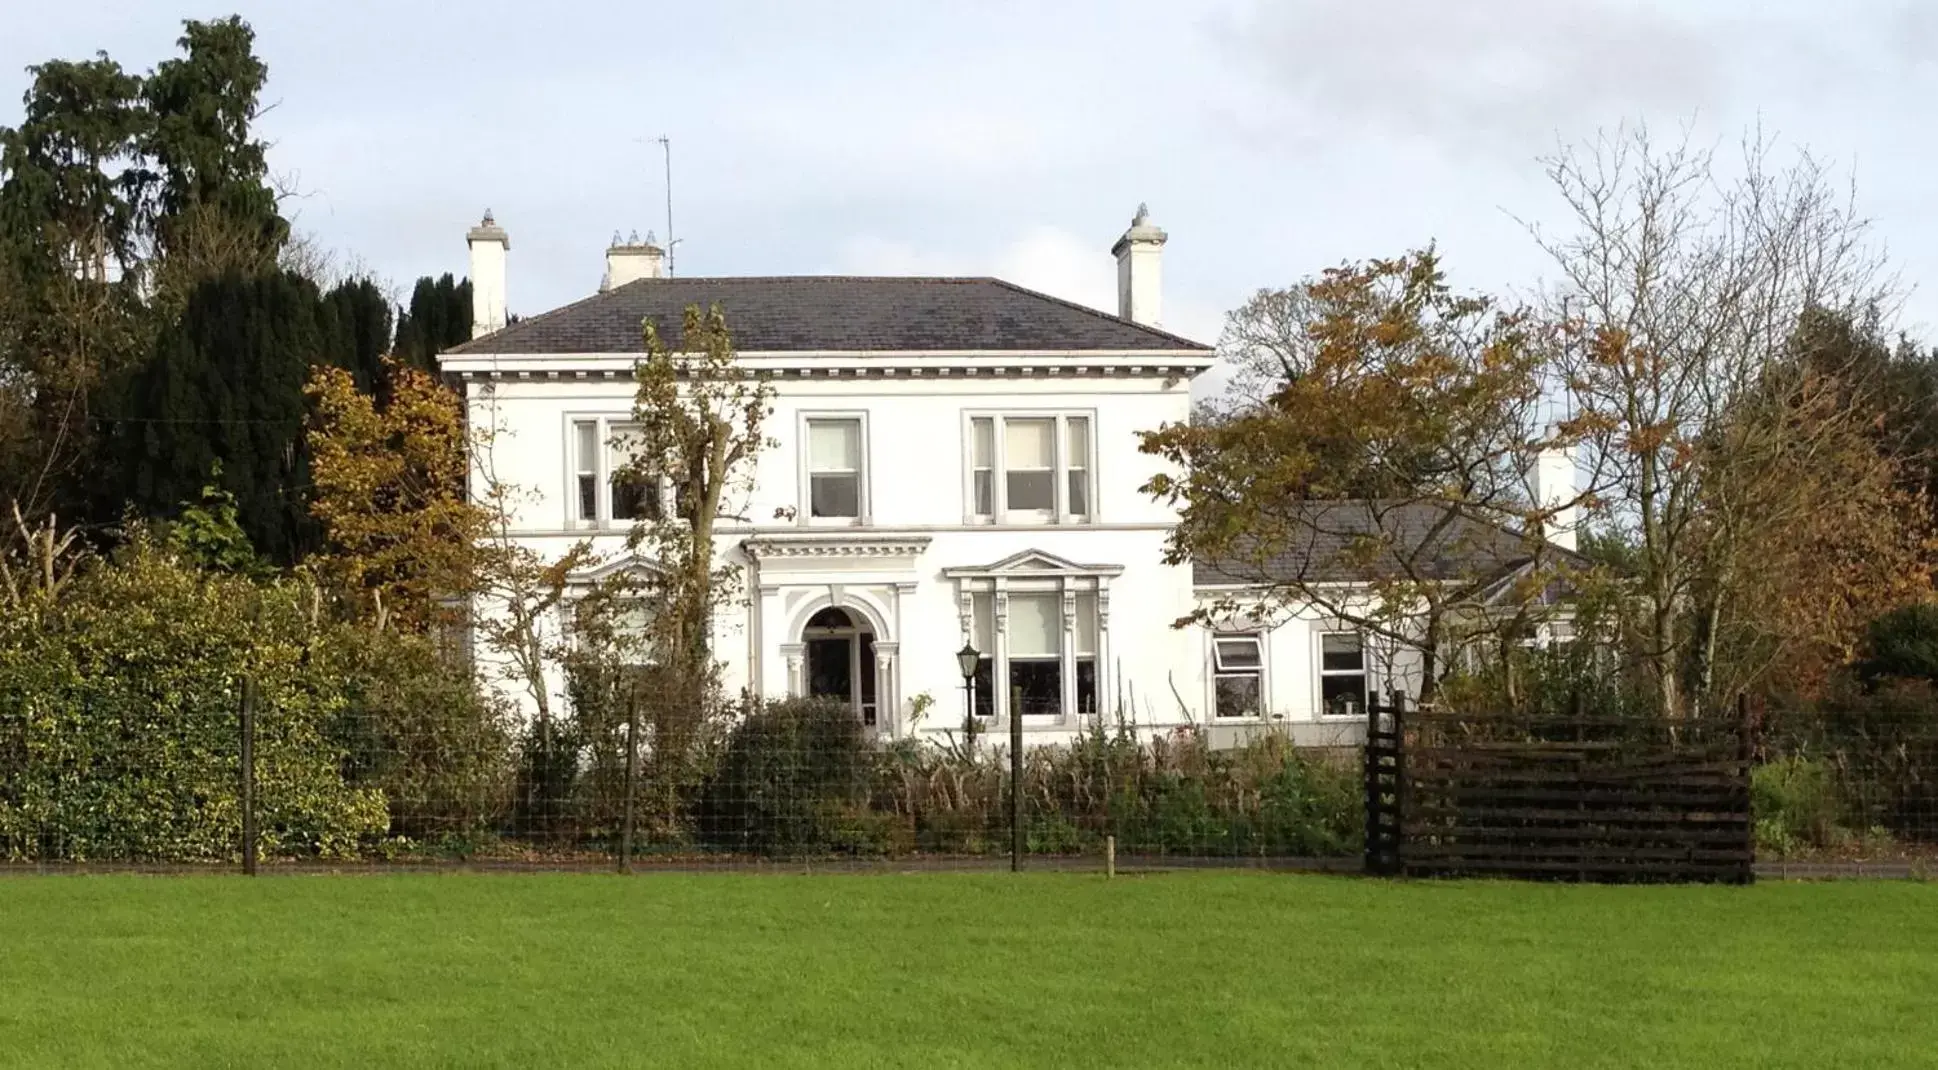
left=1075, top=593, right=1097, bottom=655
left=810, top=472, right=860, bottom=518
left=607, top=424, right=642, bottom=470
left=1322, top=633, right=1364, bottom=672
left=809, top=419, right=860, bottom=471
left=1067, top=470, right=1089, bottom=516
left=973, top=470, right=994, bottom=516
left=972, top=593, right=994, bottom=652
left=972, top=417, right=993, bottom=467
left=578, top=474, right=598, bottom=522
left=1007, top=593, right=1059, bottom=657
left=1215, top=636, right=1261, bottom=671
left=612, top=477, right=656, bottom=521
left=1215, top=675, right=1261, bottom=718
left=607, top=425, right=652, bottom=521
left=972, top=657, right=994, bottom=718
left=1066, top=417, right=1089, bottom=463
left=1322, top=674, right=1368, bottom=717
left=1007, top=470, right=1054, bottom=511
left=574, top=421, right=597, bottom=473
left=1076, top=658, right=1097, bottom=715
left=1004, top=418, right=1053, bottom=469
left=1011, top=659, right=1062, bottom=716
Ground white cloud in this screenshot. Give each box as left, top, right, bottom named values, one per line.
left=1213, top=0, right=1730, bottom=154
left=835, top=225, right=1224, bottom=342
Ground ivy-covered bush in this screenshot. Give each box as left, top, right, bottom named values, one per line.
left=320, top=625, right=513, bottom=846
left=695, top=697, right=874, bottom=854
left=0, top=539, right=389, bottom=861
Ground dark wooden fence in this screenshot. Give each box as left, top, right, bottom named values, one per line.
left=1364, top=698, right=1754, bottom=883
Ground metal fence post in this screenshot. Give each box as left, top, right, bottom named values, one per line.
left=620, top=687, right=640, bottom=875
left=1010, top=684, right=1024, bottom=873
left=239, top=675, right=258, bottom=877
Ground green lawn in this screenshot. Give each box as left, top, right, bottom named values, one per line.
left=0, top=872, right=1933, bottom=1068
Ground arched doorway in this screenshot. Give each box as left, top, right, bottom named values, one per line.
left=803, top=606, right=878, bottom=726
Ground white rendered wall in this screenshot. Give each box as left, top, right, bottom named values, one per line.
left=462, top=367, right=1208, bottom=741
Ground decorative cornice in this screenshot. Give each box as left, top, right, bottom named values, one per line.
left=741, top=533, right=932, bottom=561
left=942, top=548, right=1126, bottom=579
left=444, top=363, right=1205, bottom=383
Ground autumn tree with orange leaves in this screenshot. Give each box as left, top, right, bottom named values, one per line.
left=1537, top=126, right=1933, bottom=713
left=1143, top=248, right=1591, bottom=703
left=306, top=359, right=482, bottom=631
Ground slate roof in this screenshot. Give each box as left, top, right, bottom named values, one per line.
left=447, top=276, right=1213, bottom=355
left=1191, top=500, right=1591, bottom=588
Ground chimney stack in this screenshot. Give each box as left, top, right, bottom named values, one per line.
left=1111, top=203, right=1166, bottom=327
left=1530, top=444, right=1578, bottom=552
left=601, top=230, right=666, bottom=291
left=466, top=210, right=510, bottom=339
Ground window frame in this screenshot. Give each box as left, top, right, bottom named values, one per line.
left=1211, top=632, right=1266, bottom=720
left=962, top=411, right=1097, bottom=526
left=961, top=578, right=1109, bottom=727
left=1316, top=629, right=1371, bottom=720
left=566, top=415, right=668, bottom=530
left=798, top=411, right=870, bottom=527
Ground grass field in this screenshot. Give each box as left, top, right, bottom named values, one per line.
left=1, top=872, right=1933, bottom=1068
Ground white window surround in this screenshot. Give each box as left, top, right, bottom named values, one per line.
left=563, top=414, right=670, bottom=530
left=945, top=551, right=1121, bottom=729
left=1316, top=628, right=1372, bottom=720
left=798, top=411, right=870, bottom=526
left=961, top=410, right=1098, bottom=526
left=1210, top=632, right=1267, bottom=720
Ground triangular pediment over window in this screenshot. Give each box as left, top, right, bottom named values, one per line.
left=942, top=549, right=1124, bottom=579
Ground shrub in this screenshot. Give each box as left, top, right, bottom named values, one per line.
left=320, top=626, right=514, bottom=843
left=1751, top=757, right=1847, bottom=857
left=696, top=697, right=875, bottom=854
left=1857, top=603, right=1938, bottom=685
left=0, top=538, right=389, bottom=862
left=1761, top=678, right=1938, bottom=847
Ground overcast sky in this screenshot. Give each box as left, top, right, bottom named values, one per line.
left=6, top=0, right=1937, bottom=371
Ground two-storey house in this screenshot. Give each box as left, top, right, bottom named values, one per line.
left=440, top=207, right=1573, bottom=745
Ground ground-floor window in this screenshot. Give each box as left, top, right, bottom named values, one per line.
left=964, top=587, right=1102, bottom=721
left=1320, top=631, right=1368, bottom=717
left=1212, top=634, right=1263, bottom=718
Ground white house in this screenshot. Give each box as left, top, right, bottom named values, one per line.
left=439, top=207, right=1575, bottom=748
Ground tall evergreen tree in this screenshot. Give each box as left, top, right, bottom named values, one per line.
left=110, top=269, right=323, bottom=563
left=393, top=273, right=473, bottom=370
left=0, top=55, right=151, bottom=518
left=137, top=15, right=285, bottom=289
left=319, top=278, right=394, bottom=397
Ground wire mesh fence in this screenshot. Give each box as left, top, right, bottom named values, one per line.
left=0, top=676, right=1367, bottom=872
left=3, top=671, right=1934, bottom=875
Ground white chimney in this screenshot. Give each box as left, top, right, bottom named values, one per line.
left=1111, top=203, right=1166, bottom=327
left=1530, top=444, right=1578, bottom=552
left=600, top=230, right=665, bottom=292
left=466, top=210, right=510, bottom=339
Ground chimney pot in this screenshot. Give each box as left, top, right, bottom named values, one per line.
left=601, top=232, right=665, bottom=291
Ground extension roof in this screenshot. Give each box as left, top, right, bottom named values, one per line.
left=1191, top=500, right=1593, bottom=589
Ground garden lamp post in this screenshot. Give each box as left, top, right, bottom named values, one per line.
left=956, top=642, right=980, bottom=732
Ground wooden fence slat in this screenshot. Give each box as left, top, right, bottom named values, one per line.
left=1367, top=698, right=1756, bottom=885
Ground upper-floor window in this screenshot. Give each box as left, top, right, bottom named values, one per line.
left=805, top=416, right=865, bottom=522
left=571, top=417, right=663, bottom=528
left=967, top=413, right=1094, bottom=525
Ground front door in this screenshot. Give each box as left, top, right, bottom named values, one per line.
left=802, top=606, right=877, bottom=726
left=806, top=636, right=853, bottom=707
